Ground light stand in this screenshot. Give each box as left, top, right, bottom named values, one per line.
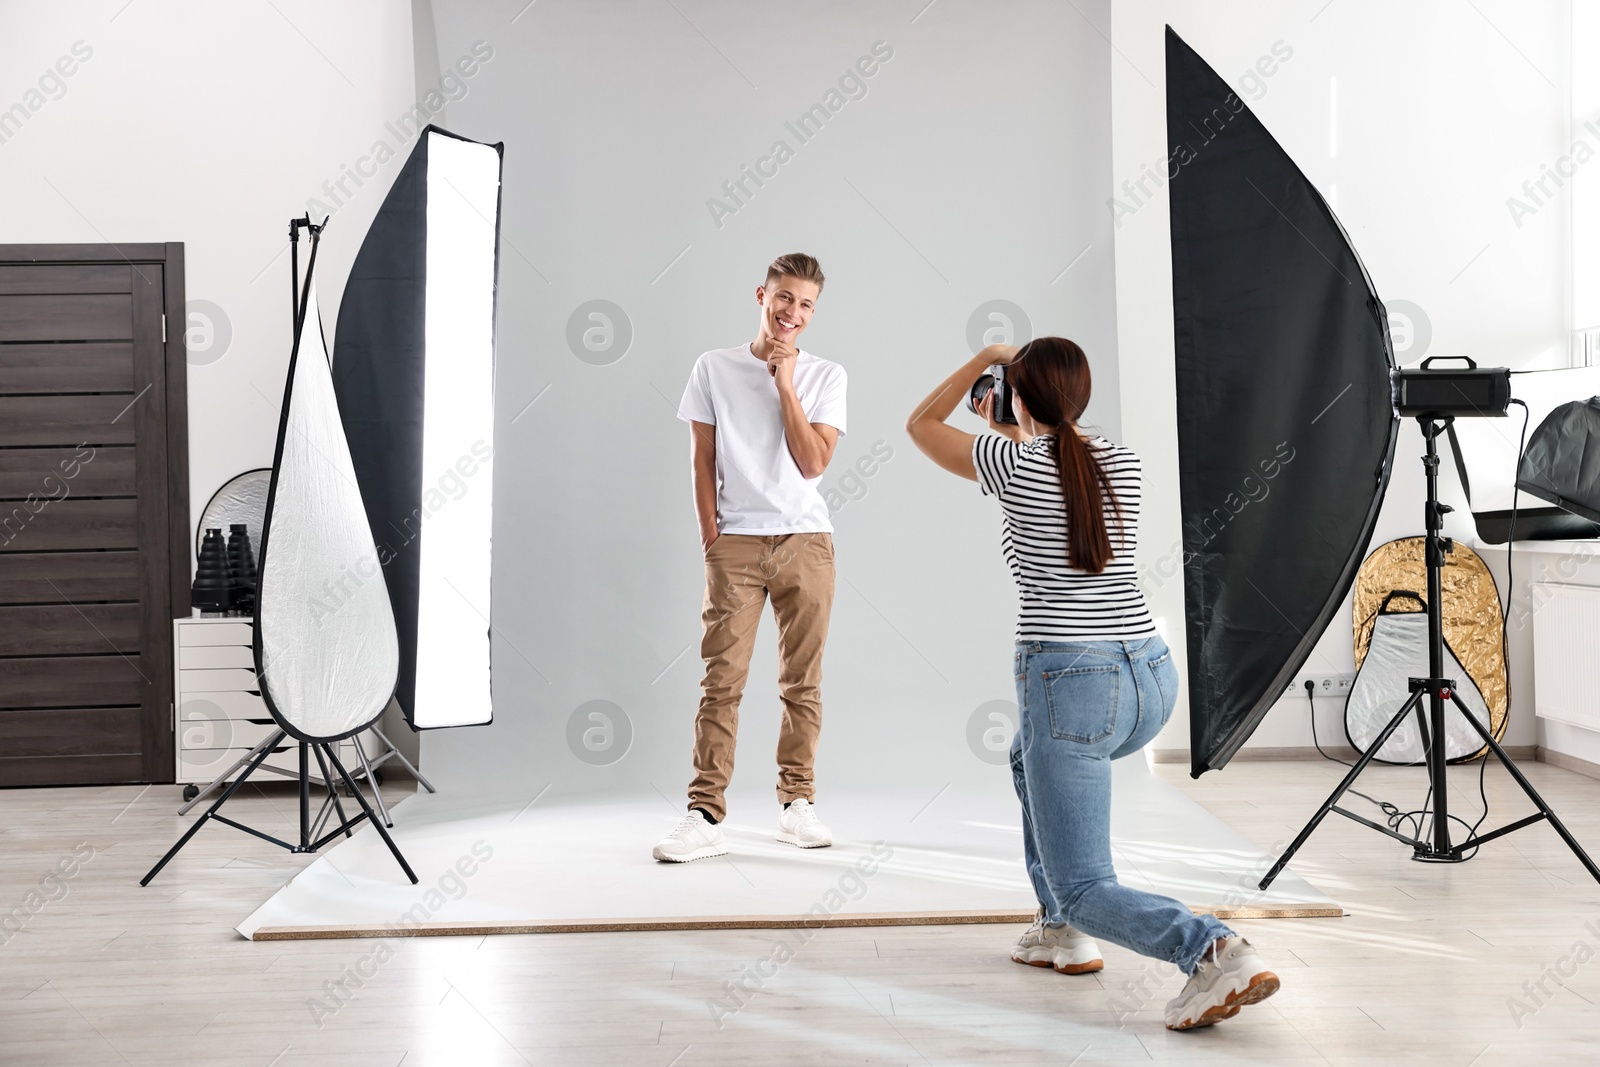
left=143, top=216, right=418, bottom=887
left=1260, top=416, right=1600, bottom=889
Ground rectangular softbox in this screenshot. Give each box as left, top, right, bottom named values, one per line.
left=333, top=127, right=504, bottom=730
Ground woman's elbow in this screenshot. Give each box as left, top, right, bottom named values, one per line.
left=905, top=420, right=938, bottom=460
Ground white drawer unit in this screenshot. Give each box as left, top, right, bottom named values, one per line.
left=173, top=618, right=377, bottom=794
left=178, top=644, right=255, bottom=670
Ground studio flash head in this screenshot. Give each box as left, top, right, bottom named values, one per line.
left=1393, top=356, right=1511, bottom=419
left=967, top=364, right=1019, bottom=425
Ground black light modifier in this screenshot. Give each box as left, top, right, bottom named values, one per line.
left=1167, top=26, right=1397, bottom=777
left=192, top=527, right=235, bottom=615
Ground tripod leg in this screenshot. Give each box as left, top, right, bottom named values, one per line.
left=1449, top=692, right=1600, bottom=884
left=310, top=744, right=354, bottom=840
left=1411, top=692, right=1433, bottom=765
left=311, top=790, right=339, bottom=841
left=1259, top=690, right=1426, bottom=891
left=308, top=752, right=345, bottom=842
left=354, top=737, right=393, bottom=827
left=371, top=726, right=436, bottom=793
left=320, top=744, right=418, bottom=884
left=299, top=742, right=311, bottom=849
left=178, top=732, right=280, bottom=815
left=142, top=731, right=284, bottom=886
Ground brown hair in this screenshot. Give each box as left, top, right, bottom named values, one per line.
left=765, top=252, right=825, bottom=292
left=1005, top=337, right=1122, bottom=573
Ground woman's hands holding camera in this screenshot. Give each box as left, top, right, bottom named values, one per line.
left=977, top=344, right=1027, bottom=442
left=978, top=390, right=1029, bottom=444
left=905, top=343, right=1029, bottom=480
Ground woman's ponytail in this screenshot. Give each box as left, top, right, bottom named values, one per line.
left=1006, top=338, right=1122, bottom=574
left=1053, top=425, right=1116, bottom=573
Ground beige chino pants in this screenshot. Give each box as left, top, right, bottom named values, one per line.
left=687, top=532, right=835, bottom=823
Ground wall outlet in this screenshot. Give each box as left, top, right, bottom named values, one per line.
left=1295, top=672, right=1356, bottom=698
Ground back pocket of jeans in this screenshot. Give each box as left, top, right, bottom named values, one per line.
left=1042, top=663, right=1121, bottom=744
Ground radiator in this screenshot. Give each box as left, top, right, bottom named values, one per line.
left=1531, top=582, right=1600, bottom=732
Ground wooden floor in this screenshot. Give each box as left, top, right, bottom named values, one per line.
left=2, top=758, right=1598, bottom=1065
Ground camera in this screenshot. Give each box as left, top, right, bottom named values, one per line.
left=967, top=364, right=1018, bottom=425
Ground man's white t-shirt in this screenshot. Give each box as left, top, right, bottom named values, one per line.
left=677, top=343, right=848, bottom=534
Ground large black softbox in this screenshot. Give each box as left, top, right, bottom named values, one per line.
left=1517, top=397, right=1600, bottom=523
left=332, top=127, right=503, bottom=730
left=1166, top=28, right=1398, bottom=775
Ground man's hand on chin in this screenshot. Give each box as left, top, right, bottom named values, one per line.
left=767, top=337, right=798, bottom=389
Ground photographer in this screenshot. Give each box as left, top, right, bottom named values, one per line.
left=905, top=337, right=1279, bottom=1030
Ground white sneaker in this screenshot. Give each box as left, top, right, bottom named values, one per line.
left=1164, top=935, right=1279, bottom=1030
left=652, top=811, right=729, bottom=863
left=1011, top=908, right=1104, bottom=974
left=776, top=797, right=832, bottom=848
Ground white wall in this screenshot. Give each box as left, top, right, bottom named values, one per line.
left=1111, top=0, right=1572, bottom=763
left=417, top=0, right=1121, bottom=795
left=0, top=0, right=416, bottom=567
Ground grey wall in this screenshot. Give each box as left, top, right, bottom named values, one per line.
left=419, top=0, right=1118, bottom=797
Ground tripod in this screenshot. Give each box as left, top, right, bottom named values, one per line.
left=1260, top=416, right=1600, bottom=890
left=177, top=720, right=436, bottom=829
left=142, top=731, right=417, bottom=886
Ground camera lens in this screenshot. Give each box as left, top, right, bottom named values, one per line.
left=968, top=373, right=996, bottom=416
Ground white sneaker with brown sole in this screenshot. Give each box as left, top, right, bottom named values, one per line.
left=1010, top=909, right=1104, bottom=974
left=1164, top=935, right=1279, bottom=1030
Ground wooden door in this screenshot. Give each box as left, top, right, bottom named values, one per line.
left=0, top=245, right=189, bottom=785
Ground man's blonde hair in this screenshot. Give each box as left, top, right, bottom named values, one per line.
left=765, top=252, right=825, bottom=292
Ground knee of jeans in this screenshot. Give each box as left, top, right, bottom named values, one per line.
left=1055, top=872, right=1118, bottom=909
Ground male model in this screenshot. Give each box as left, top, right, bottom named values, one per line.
left=654, top=252, right=847, bottom=862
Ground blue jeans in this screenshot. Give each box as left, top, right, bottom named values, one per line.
left=1010, top=636, right=1232, bottom=975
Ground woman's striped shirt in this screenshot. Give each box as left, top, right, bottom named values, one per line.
left=973, top=433, right=1157, bottom=642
